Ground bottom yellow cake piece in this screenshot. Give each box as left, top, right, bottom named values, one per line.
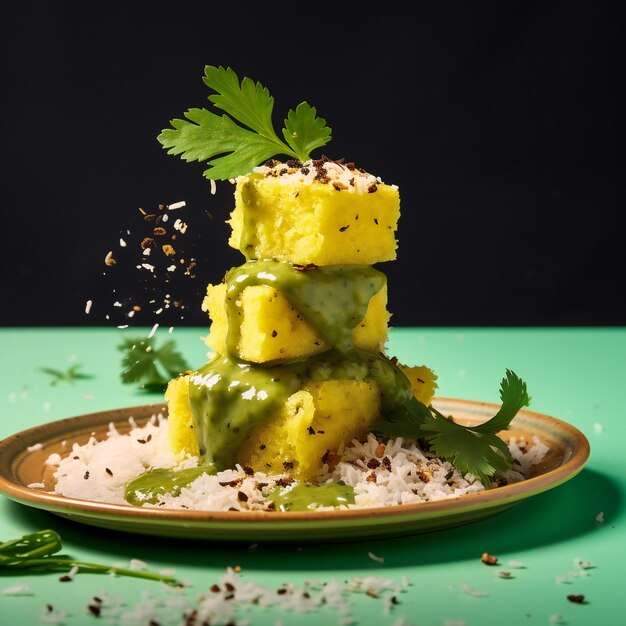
left=166, top=365, right=437, bottom=482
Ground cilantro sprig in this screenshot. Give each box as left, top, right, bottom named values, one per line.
left=118, top=337, right=190, bottom=392
left=39, top=364, right=92, bottom=386
left=374, top=370, right=531, bottom=486
left=0, top=529, right=178, bottom=584
left=158, top=66, right=332, bottom=180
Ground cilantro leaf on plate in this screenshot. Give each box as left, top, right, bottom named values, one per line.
left=118, top=337, right=190, bottom=392
left=372, top=370, right=530, bottom=487
left=158, top=66, right=332, bottom=180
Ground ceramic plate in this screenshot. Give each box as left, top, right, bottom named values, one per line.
left=0, top=399, right=589, bottom=542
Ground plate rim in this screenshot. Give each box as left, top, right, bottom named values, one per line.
left=0, top=398, right=590, bottom=527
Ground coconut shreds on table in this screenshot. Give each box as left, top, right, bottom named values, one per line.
left=47, top=416, right=547, bottom=511
left=20, top=570, right=414, bottom=626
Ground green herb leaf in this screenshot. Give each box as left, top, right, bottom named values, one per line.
left=283, top=102, right=332, bottom=160
left=372, top=370, right=530, bottom=486
left=39, top=364, right=92, bottom=386
left=118, top=337, right=190, bottom=392
left=158, top=66, right=332, bottom=180
left=0, top=530, right=178, bottom=584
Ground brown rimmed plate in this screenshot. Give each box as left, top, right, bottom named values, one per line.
left=0, top=399, right=589, bottom=542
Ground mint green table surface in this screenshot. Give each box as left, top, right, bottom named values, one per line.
left=0, top=327, right=623, bottom=625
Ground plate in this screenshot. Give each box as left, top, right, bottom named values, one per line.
left=0, top=399, right=589, bottom=542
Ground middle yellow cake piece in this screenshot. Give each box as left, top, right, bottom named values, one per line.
left=203, top=281, right=390, bottom=363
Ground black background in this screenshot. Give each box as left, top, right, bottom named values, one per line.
left=1, top=1, right=624, bottom=328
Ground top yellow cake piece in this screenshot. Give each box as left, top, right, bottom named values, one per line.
left=227, top=159, right=400, bottom=266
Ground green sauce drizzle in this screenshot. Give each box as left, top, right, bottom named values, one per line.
left=224, top=260, right=386, bottom=353
left=124, top=465, right=216, bottom=506
left=189, top=349, right=412, bottom=470
left=125, top=255, right=414, bottom=507
left=268, top=482, right=356, bottom=512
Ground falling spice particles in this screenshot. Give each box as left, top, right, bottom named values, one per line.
left=97, top=200, right=211, bottom=328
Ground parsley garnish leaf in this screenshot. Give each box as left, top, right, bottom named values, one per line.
left=283, top=102, right=332, bottom=160
left=204, top=65, right=278, bottom=140
left=118, top=337, right=190, bottom=392
left=372, top=370, right=530, bottom=487
left=158, top=66, right=332, bottom=180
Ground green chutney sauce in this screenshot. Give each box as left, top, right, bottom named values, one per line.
left=268, top=482, right=356, bottom=512
left=126, top=259, right=413, bottom=507
left=124, top=465, right=216, bottom=506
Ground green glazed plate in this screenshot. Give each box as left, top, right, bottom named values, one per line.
left=0, top=399, right=589, bottom=542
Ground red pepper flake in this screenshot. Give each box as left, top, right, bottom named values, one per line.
left=567, top=594, right=586, bottom=604
left=59, top=575, right=73, bottom=582
left=243, top=466, right=254, bottom=476
left=375, top=442, right=385, bottom=458
left=339, top=225, right=350, bottom=232
left=141, top=237, right=156, bottom=249
left=333, top=182, right=348, bottom=191
left=382, top=456, right=392, bottom=471
left=277, top=588, right=288, bottom=595
left=271, top=330, right=278, bottom=338
left=224, top=582, right=235, bottom=592
left=105, top=468, right=113, bottom=476
left=210, top=584, right=220, bottom=593
left=153, top=227, right=167, bottom=236
left=366, top=472, right=377, bottom=483
left=87, top=604, right=102, bottom=616
left=366, top=458, right=381, bottom=469
left=237, top=491, right=248, bottom=502
left=83, top=471, right=89, bottom=480
left=481, top=552, right=498, bottom=565
left=367, top=182, right=378, bottom=193
left=307, top=426, right=316, bottom=435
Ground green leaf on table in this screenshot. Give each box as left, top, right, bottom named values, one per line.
left=39, top=364, right=92, bottom=386
left=158, top=66, right=332, bottom=180
left=118, top=336, right=190, bottom=392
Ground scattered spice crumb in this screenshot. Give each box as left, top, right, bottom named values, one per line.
left=567, top=594, right=586, bottom=604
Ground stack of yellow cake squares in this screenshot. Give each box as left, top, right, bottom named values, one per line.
left=166, top=161, right=437, bottom=481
